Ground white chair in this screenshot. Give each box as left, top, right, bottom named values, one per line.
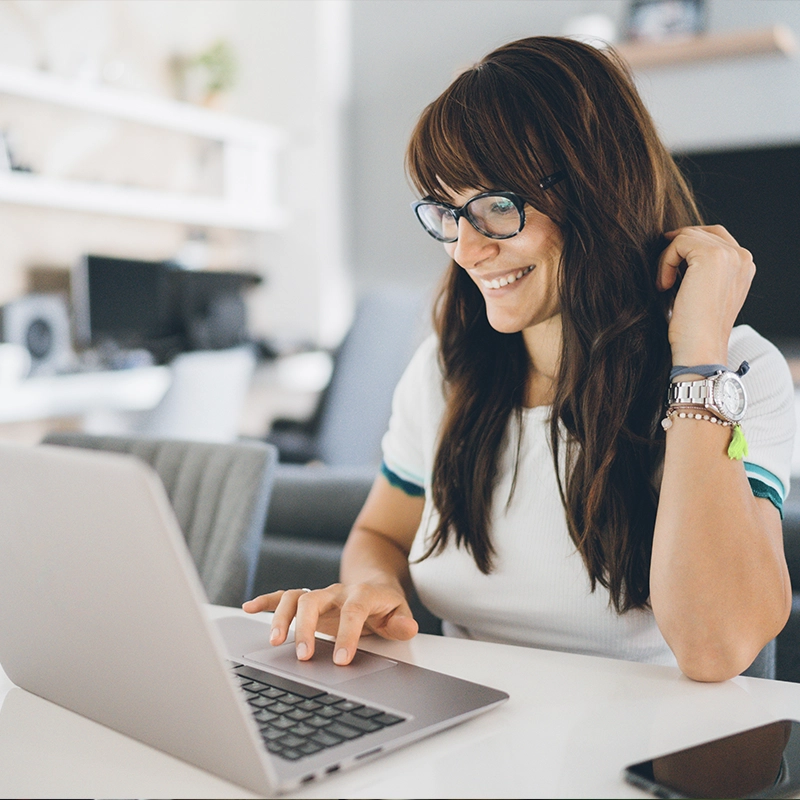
left=84, top=345, right=257, bottom=442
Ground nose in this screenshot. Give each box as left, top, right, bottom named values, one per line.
left=449, top=216, right=497, bottom=268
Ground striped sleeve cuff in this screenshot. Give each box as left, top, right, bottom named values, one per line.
left=744, top=462, right=786, bottom=519
left=381, top=461, right=425, bottom=497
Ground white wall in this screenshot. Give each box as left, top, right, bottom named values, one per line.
left=635, top=0, right=800, bottom=152
left=0, top=0, right=354, bottom=347
left=347, top=0, right=800, bottom=293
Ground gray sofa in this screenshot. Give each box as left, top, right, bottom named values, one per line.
left=776, top=478, right=800, bottom=681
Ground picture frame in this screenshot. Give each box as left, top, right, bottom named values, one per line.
left=625, top=0, right=708, bottom=43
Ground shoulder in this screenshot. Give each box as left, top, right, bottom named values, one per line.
left=387, top=332, right=445, bottom=423
left=382, top=333, right=443, bottom=489
left=730, top=325, right=791, bottom=371
left=729, top=325, right=796, bottom=501
left=728, top=325, right=794, bottom=405
left=412, top=331, right=440, bottom=364
left=397, top=333, right=443, bottom=392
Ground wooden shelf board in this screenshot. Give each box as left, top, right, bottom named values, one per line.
left=616, top=25, right=798, bottom=69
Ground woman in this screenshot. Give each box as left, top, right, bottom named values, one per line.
left=245, top=36, right=795, bottom=681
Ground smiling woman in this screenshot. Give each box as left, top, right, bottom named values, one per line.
left=245, top=36, right=795, bottom=684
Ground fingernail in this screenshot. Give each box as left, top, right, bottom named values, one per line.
left=296, top=641, right=308, bottom=660
left=334, top=648, right=349, bottom=665
left=270, top=627, right=280, bottom=644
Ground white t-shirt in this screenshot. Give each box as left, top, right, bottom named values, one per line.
left=381, top=325, right=796, bottom=666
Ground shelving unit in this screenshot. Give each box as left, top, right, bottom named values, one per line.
left=616, top=24, right=798, bottom=69
left=0, top=64, right=287, bottom=231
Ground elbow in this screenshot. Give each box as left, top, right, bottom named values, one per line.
left=667, top=593, right=792, bottom=683
left=675, top=626, right=787, bottom=683
left=677, top=653, right=747, bottom=683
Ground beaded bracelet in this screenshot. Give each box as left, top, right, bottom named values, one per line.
left=661, top=406, right=748, bottom=460
left=661, top=407, right=731, bottom=431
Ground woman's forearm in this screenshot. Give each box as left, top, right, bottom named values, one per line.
left=651, top=418, right=791, bottom=681
left=340, top=524, right=414, bottom=596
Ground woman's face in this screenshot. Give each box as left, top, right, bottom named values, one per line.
left=443, top=189, right=564, bottom=337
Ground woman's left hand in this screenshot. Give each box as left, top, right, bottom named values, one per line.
left=657, top=225, right=755, bottom=367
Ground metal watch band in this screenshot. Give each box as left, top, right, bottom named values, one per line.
left=667, top=379, right=711, bottom=407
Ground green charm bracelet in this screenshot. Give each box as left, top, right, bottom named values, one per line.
left=728, top=423, right=748, bottom=461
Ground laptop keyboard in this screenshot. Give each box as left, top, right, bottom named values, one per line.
left=230, top=662, right=405, bottom=762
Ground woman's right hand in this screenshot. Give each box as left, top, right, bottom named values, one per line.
left=242, top=581, right=419, bottom=666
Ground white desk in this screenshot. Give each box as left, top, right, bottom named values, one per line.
left=0, top=365, right=170, bottom=423
left=2, top=605, right=800, bottom=799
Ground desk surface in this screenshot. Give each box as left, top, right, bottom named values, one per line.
left=0, top=365, right=171, bottom=423
left=2, top=605, right=800, bottom=799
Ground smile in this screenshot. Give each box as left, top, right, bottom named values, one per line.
left=479, top=264, right=535, bottom=290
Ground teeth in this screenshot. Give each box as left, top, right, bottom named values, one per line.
left=481, top=264, right=533, bottom=289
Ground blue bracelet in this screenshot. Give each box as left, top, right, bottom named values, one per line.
left=669, top=361, right=750, bottom=381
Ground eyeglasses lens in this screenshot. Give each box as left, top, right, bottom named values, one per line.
left=416, top=195, right=523, bottom=241
left=466, top=195, right=521, bottom=237
left=416, top=203, right=458, bottom=242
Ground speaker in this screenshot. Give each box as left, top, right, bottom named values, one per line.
left=0, top=294, right=74, bottom=375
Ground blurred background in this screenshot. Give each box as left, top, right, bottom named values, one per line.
left=0, top=0, right=797, bottom=463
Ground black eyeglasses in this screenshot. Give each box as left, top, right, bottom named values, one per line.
left=411, top=171, right=566, bottom=243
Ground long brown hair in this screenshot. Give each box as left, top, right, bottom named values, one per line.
left=405, top=37, right=702, bottom=612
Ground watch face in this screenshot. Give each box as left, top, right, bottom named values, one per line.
left=713, top=373, right=747, bottom=421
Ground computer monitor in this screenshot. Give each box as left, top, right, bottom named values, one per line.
left=72, top=255, right=179, bottom=351
left=72, top=255, right=262, bottom=361
left=675, top=142, right=800, bottom=348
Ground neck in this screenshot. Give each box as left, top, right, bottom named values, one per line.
left=522, top=315, right=562, bottom=407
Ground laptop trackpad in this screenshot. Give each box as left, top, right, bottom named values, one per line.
left=244, top=638, right=397, bottom=686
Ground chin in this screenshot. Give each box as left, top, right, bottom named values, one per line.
left=484, top=312, right=525, bottom=335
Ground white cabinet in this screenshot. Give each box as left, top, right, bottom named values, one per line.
left=0, top=64, right=287, bottom=231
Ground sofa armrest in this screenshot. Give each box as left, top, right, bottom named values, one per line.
left=784, top=479, right=800, bottom=591
left=265, top=464, right=376, bottom=543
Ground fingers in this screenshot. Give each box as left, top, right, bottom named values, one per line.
left=383, top=612, right=419, bottom=641
left=333, top=597, right=419, bottom=666
left=656, top=225, right=752, bottom=292
left=242, top=590, right=284, bottom=614
left=243, top=588, right=330, bottom=657
left=663, top=224, right=738, bottom=245
left=657, top=224, right=755, bottom=366
left=242, top=584, right=420, bottom=666
left=274, top=587, right=332, bottom=659
left=293, top=586, right=342, bottom=660
left=331, top=598, right=376, bottom=665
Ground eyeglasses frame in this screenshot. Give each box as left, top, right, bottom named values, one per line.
left=411, top=170, right=566, bottom=243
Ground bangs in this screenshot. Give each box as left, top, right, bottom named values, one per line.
left=406, top=63, right=557, bottom=211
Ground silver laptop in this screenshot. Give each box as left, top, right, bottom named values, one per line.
left=0, top=442, right=508, bottom=796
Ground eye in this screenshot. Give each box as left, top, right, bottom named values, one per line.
left=489, top=198, right=516, bottom=215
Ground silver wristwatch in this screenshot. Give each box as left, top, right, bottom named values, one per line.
left=667, top=369, right=747, bottom=424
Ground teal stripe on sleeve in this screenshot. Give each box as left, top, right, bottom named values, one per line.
left=381, top=461, right=425, bottom=497
left=744, top=461, right=786, bottom=500
left=743, top=462, right=786, bottom=518
left=748, top=478, right=784, bottom=519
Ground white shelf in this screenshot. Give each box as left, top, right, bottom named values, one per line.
left=0, top=170, right=286, bottom=230
left=617, top=25, right=798, bottom=69
left=0, top=64, right=287, bottom=231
